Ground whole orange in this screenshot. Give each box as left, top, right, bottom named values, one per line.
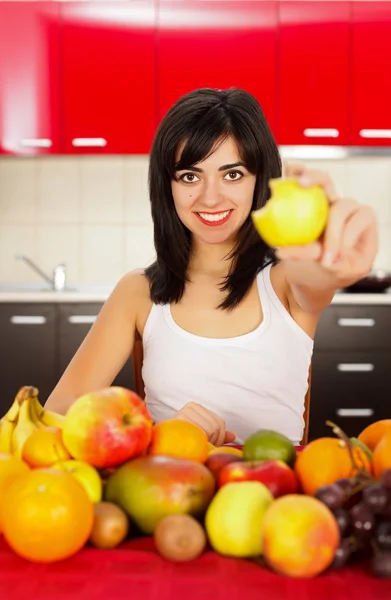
left=149, top=420, right=209, bottom=463
left=0, top=454, right=29, bottom=533
left=0, top=469, right=94, bottom=562
left=22, top=427, right=71, bottom=468
left=372, top=431, right=391, bottom=479
left=358, top=420, right=391, bottom=452
left=294, top=437, right=371, bottom=496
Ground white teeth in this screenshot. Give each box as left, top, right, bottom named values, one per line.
left=198, top=210, right=230, bottom=222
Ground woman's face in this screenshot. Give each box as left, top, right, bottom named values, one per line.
left=172, top=136, right=256, bottom=246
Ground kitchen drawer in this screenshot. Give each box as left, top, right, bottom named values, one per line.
left=309, top=350, right=390, bottom=441
left=314, top=305, right=391, bottom=350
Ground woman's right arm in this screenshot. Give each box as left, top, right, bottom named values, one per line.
left=45, top=271, right=146, bottom=415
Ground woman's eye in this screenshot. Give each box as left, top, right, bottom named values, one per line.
left=180, top=173, right=200, bottom=183
left=224, top=171, right=243, bottom=181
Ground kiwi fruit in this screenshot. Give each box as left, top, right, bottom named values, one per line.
left=154, top=514, right=207, bottom=562
left=89, top=502, right=129, bottom=549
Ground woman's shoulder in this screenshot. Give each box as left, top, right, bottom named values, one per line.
left=112, top=269, right=151, bottom=306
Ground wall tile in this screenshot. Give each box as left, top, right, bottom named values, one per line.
left=36, top=225, right=80, bottom=284
left=37, top=158, right=80, bottom=224
left=0, top=225, right=38, bottom=282
left=346, top=157, right=391, bottom=224
left=80, top=225, right=125, bottom=284
left=0, top=159, right=36, bottom=224
left=80, top=157, right=124, bottom=225
left=124, top=156, right=151, bottom=225
left=125, top=223, right=155, bottom=271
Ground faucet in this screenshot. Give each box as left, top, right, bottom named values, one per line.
left=15, top=255, right=67, bottom=291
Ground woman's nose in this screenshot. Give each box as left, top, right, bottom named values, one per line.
left=200, top=179, right=223, bottom=207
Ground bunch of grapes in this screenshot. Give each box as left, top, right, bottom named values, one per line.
left=315, top=468, right=391, bottom=578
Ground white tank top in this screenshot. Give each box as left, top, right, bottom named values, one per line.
left=142, top=264, right=313, bottom=445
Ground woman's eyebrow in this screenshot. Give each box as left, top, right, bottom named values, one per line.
left=175, top=161, right=246, bottom=173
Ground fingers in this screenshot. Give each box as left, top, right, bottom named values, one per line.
left=276, top=242, right=322, bottom=262
left=175, top=402, right=235, bottom=446
left=321, top=198, right=360, bottom=268
left=224, top=431, right=237, bottom=444
left=284, top=162, right=338, bottom=202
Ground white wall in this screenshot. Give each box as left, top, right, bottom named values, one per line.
left=0, top=154, right=390, bottom=285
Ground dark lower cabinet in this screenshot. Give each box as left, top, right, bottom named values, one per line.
left=0, top=304, right=57, bottom=414
left=0, top=301, right=134, bottom=415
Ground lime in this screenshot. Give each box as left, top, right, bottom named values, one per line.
left=242, top=430, right=296, bottom=467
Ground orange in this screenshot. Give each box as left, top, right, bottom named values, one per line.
left=22, top=427, right=71, bottom=468
left=0, top=469, right=94, bottom=562
left=294, top=437, right=371, bottom=496
left=149, top=419, right=209, bottom=463
left=0, top=454, right=29, bottom=533
left=358, top=419, right=391, bottom=452
left=372, top=431, right=391, bottom=479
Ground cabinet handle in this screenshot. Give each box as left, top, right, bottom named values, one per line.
left=338, top=318, right=375, bottom=327
left=303, top=128, right=339, bottom=138
left=10, top=316, right=47, bottom=325
left=20, top=138, right=52, bottom=148
left=337, top=363, right=374, bottom=372
left=359, top=129, right=391, bottom=140
left=336, top=408, right=374, bottom=418
left=72, top=138, right=107, bottom=148
left=68, top=315, right=97, bottom=325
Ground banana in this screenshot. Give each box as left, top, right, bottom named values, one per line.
left=39, top=401, right=66, bottom=429
left=0, top=392, right=22, bottom=454
left=29, top=395, right=46, bottom=429
left=11, top=396, right=37, bottom=458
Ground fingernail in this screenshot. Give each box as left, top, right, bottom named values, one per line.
left=299, top=176, right=312, bottom=187
left=322, top=251, right=334, bottom=268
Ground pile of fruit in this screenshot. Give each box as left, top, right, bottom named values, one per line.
left=0, top=385, right=391, bottom=581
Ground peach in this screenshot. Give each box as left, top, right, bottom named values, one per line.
left=22, top=427, right=71, bottom=468
left=62, top=387, right=153, bottom=468
left=262, top=494, right=340, bottom=578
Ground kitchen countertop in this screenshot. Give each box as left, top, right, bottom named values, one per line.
left=0, top=285, right=391, bottom=304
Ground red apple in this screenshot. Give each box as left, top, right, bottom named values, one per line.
left=62, top=387, right=153, bottom=468
left=205, top=452, right=244, bottom=483
left=218, top=459, right=298, bottom=498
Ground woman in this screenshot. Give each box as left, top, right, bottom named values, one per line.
left=46, top=88, right=378, bottom=446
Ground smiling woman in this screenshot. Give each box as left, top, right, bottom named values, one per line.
left=45, top=87, right=378, bottom=447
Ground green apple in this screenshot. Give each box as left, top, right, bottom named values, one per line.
left=53, top=459, right=102, bottom=503
left=205, top=481, right=273, bottom=557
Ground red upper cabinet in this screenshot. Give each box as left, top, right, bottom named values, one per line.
left=158, top=1, right=278, bottom=137
left=278, top=2, right=350, bottom=146
left=60, top=2, right=156, bottom=154
left=0, top=3, right=61, bottom=156
left=350, top=2, right=391, bottom=146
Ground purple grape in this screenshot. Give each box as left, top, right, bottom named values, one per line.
left=315, top=484, right=345, bottom=510
left=335, top=478, right=355, bottom=495
left=363, top=484, right=389, bottom=515
left=330, top=539, right=352, bottom=570
left=382, top=470, right=391, bottom=491
left=371, top=551, right=391, bottom=579
left=376, top=522, right=391, bottom=552
left=333, top=508, right=350, bottom=537
left=350, top=503, right=376, bottom=539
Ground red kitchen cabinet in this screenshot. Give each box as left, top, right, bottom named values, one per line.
left=0, top=3, right=61, bottom=156
left=350, top=2, right=391, bottom=146
left=158, top=1, right=278, bottom=136
left=278, top=2, right=350, bottom=146
left=61, top=2, right=156, bottom=154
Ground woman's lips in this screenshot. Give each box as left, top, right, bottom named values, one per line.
left=195, top=210, right=233, bottom=227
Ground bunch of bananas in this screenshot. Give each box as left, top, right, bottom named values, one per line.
left=0, top=386, right=65, bottom=457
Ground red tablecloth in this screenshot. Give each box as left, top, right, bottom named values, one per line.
left=1, top=536, right=390, bottom=600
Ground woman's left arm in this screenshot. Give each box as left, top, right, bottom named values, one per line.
left=276, top=163, right=378, bottom=314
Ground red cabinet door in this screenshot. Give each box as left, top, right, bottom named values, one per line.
left=278, top=2, right=350, bottom=146
left=158, top=1, right=278, bottom=137
left=61, top=2, right=156, bottom=154
left=350, top=2, right=391, bottom=146
left=0, top=3, right=60, bottom=156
